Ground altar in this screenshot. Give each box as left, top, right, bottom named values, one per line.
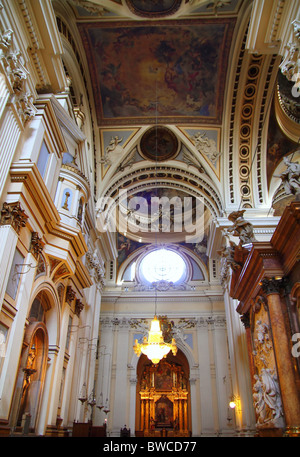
left=138, top=358, right=190, bottom=437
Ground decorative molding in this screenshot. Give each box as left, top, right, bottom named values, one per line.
left=0, top=28, right=36, bottom=124
left=238, top=53, right=264, bottom=208
left=75, top=298, right=84, bottom=317
left=29, top=231, right=44, bottom=259
left=66, top=285, right=76, bottom=305
left=86, top=246, right=105, bottom=290
left=228, top=25, right=248, bottom=204
left=0, top=201, right=28, bottom=234
left=190, top=132, right=222, bottom=165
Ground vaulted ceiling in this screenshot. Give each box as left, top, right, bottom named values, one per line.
left=54, top=0, right=300, bottom=250
left=70, top=0, right=242, bottom=127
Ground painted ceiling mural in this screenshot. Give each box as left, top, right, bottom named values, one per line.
left=78, top=19, right=235, bottom=126
left=125, top=0, right=182, bottom=17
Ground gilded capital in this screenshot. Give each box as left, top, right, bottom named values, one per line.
left=0, top=201, right=28, bottom=234
left=261, top=277, right=288, bottom=295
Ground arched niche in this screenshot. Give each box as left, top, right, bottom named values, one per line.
left=135, top=349, right=191, bottom=437
left=11, top=320, right=49, bottom=432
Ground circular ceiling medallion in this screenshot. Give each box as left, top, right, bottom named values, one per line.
left=139, top=126, right=180, bottom=162
left=125, top=0, right=182, bottom=18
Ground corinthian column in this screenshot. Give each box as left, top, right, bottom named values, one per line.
left=261, top=278, right=300, bottom=436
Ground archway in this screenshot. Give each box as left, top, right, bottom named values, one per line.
left=10, top=293, right=49, bottom=433
left=136, top=349, right=191, bottom=437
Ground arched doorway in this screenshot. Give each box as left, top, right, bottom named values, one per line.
left=10, top=294, right=49, bottom=433
left=136, top=349, right=191, bottom=437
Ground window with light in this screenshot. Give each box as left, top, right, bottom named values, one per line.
left=140, top=248, right=187, bottom=284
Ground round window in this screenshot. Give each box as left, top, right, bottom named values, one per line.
left=140, top=248, right=186, bottom=284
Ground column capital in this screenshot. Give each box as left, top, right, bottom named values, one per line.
left=240, top=311, right=250, bottom=329
left=0, top=201, right=28, bottom=234
left=261, top=277, right=288, bottom=295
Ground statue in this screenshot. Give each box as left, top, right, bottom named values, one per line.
left=191, top=132, right=222, bottom=164
left=217, top=240, right=240, bottom=271
left=253, top=374, right=266, bottom=424
left=260, top=368, right=283, bottom=421
left=100, top=136, right=124, bottom=166
left=275, top=156, right=300, bottom=198
left=253, top=369, right=283, bottom=426
left=0, top=29, right=13, bottom=53
left=227, top=210, right=256, bottom=246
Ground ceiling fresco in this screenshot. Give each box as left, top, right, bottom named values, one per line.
left=124, top=0, right=182, bottom=17
left=78, top=18, right=235, bottom=126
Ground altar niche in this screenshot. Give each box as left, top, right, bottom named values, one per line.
left=136, top=350, right=191, bottom=437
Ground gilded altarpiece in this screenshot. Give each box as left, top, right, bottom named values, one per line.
left=250, top=296, right=284, bottom=432
left=139, top=359, right=190, bottom=437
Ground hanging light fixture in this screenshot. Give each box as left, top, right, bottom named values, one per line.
left=78, top=382, right=87, bottom=404
left=133, top=78, right=177, bottom=365
left=96, top=392, right=104, bottom=410
left=133, top=315, right=177, bottom=365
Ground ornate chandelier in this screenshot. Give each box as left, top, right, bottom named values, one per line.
left=133, top=315, right=177, bottom=365
left=133, top=84, right=177, bottom=366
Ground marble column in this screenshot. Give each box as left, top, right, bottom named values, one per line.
left=261, top=278, right=300, bottom=436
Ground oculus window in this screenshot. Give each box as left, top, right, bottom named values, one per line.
left=140, top=249, right=186, bottom=284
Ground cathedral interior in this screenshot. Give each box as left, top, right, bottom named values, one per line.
left=0, top=0, right=299, bottom=439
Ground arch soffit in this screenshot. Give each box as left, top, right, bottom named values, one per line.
left=98, top=160, right=223, bottom=226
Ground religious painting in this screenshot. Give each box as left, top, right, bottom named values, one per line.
left=117, top=233, right=144, bottom=265
left=139, top=126, right=179, bottom=161
left=155, top=396, right=173, bottom=425
left=78, top=19, right=235, bottom=125
left=155, top=363, right=173, bottom=390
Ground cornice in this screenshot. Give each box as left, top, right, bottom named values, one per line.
left=9, top=161, right=60, bottom=225
left=232, top=242, right=284, bottom=315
